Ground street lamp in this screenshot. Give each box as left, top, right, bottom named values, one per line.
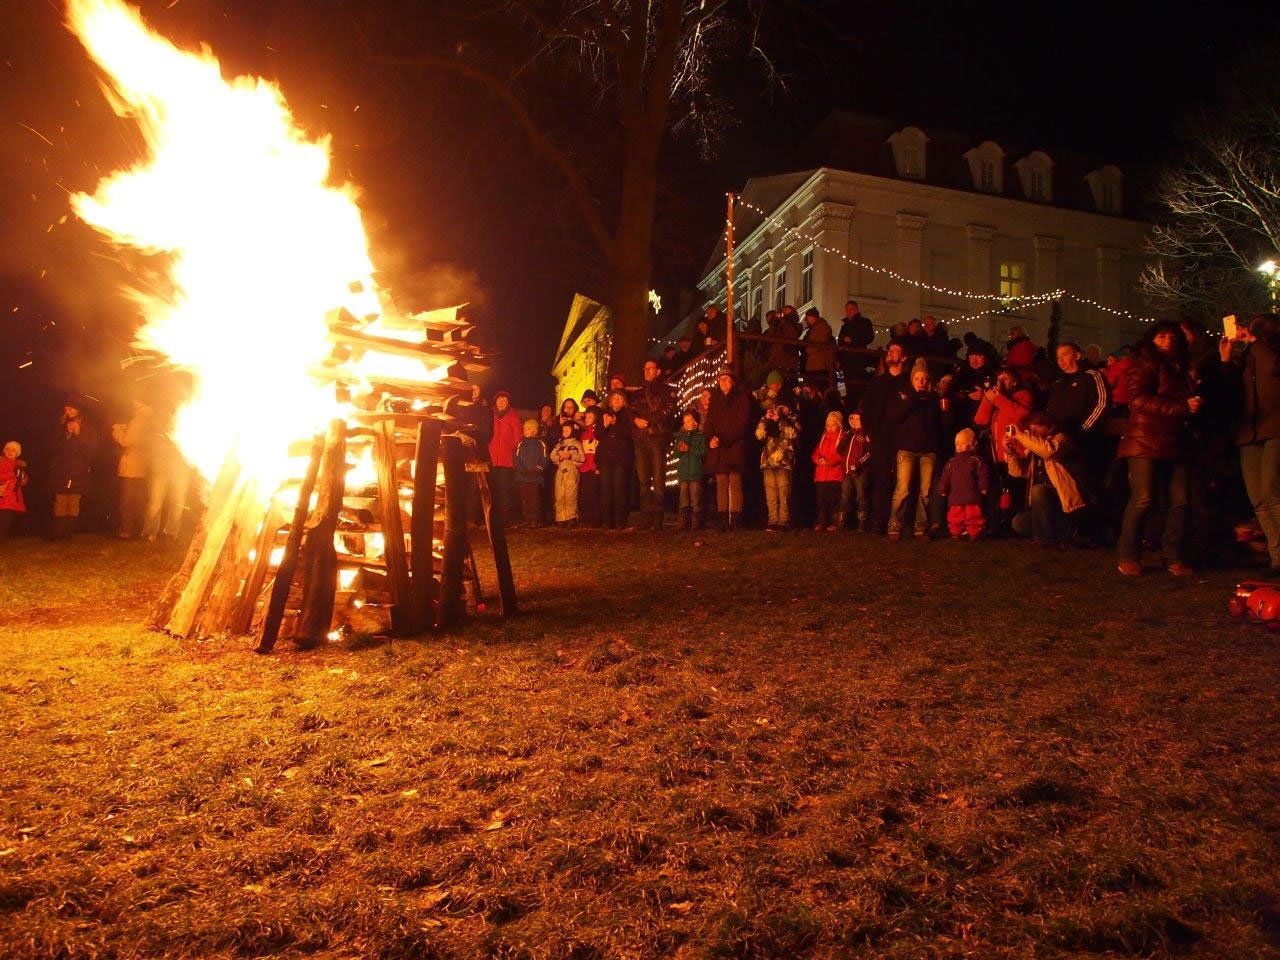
left=1258, top=259, right=1279, bottom=307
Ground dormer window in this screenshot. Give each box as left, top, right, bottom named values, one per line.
left=1015, top=151, right=1054, bottom=203
left=964, top=141, right=1006, bottom=194
left=1085, top=165, right=1123, bottom=214
left=887, top=126, right=928, bottom=180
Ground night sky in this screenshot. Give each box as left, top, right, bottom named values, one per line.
left=0, top=0, right=1265, bottom=464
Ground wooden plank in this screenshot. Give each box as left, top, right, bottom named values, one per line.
left=476, top=469, right=518, bottom=617
left=149, top=455, right=240, bottom=630
left=409, top=421, right=442, bottom=633
left=257, top=432, right=325, bottom=654
left=294, top=419, right=349, bottom=648
left=229, top=502, right=284, bottom=637
left=326, top=326, right=469, bottom=367
left=436, top=434, right=468, bottom=631
left=373, top=418, right=412, bottom=632
left=196, top=479, right=262, bottom=637
left=166, top=476, right=252, bottom=638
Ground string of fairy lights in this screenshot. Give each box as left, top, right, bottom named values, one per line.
left=729, top=195, right=1157, bottom=326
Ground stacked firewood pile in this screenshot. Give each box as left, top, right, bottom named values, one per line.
left=150, top=305, right=516, bottom=651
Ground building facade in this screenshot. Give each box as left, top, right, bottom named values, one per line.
left=551, top=293, right=613, bottom=411
left=696, top=113, right=1151, bottom=353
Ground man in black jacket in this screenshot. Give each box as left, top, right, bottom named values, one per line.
left=858, top=343, right=909, bottom=534
left=837, top=300, right=876, bottom=388
left=631, top=358, right=676, bottom=530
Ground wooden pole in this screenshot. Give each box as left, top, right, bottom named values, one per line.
left=295, top=419, right=349, bottom=649
left=409, top=421, right=442, bottom=632
left=256, top=432, right=325, bottom=654
left=372, top=419, right=412, bottom=632
left=724, top=192, right=737, bottom=372
left=436, top=433, right=468, bottom=631
left=476, top=467, right=518, bottom=618
left=194, top=478, right=262, bottom=638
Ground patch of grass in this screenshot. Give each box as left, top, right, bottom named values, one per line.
left=1, top=531, right=1280, bottom=958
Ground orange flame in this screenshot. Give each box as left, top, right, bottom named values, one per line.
left=66, top=0, right=403, bottom=489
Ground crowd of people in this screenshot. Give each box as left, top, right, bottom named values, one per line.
left=0, top=396, right=193, bottom=541
left=9, top=301, right=1280, bottom=584
left=478, top=300, right=1280, bottom=579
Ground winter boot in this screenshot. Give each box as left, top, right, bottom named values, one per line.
left=726, top=511, right=740, bottom=532
left=680, top=508, right=692, bottom=531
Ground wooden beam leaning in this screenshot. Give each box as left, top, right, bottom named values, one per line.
left=149, top=455, right=240, bottom=631
left=257, top=432, right=326, bottom=654
left=372, top=418, right=412, bottom=632
left=476, top=467, right=518, bottom=617
left=409, top=421, right=442, bottom=633
left=295, top=419, right=349, bottom=649
left=195, top=478, right=262, bottom=637
left=229, top=502, right=284, bottom=637
left=436, top=433, right=468, bottom=631
left=166, top=474, right=254, bottom=638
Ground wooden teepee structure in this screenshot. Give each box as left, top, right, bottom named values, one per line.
left=150, top=305, right=516, bottom=651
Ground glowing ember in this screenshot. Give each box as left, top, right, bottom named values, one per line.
left=65, top=0, right=426, bottom=489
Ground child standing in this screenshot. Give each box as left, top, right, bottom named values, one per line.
left=514, top=418, right=549, bottom=527
left=812, top=410, right=845, bottom=531
left=838, top=412, right=871, bottom=531
left=549, top=422, right=585, bottom=526
left=937, top=428, right=990, bottom=539
left=578, top=408, right=602, bottom=527
left=755, top=402, right=798, bottom=531
left=0, top=441, right=29, bottom=539
left=673, top=410, right=708, bottom=530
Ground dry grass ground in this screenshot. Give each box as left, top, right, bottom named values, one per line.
left=2, top=529, right=1279, bottom=959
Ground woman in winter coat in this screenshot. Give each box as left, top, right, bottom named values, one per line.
left=886, top=366, right=943, bottom=540
left=703, top=368, right=752, bottom=530
left=1221, top=314, right=1280, bottom=572
left=0, top=441, right=29, bottom=539
left=1116, top=321, right=1199, bottom=577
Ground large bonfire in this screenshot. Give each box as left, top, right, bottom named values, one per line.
left=66, top=0, right=514, bottom=648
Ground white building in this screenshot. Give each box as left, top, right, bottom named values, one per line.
left=696, top=112, right=1151, bottom=353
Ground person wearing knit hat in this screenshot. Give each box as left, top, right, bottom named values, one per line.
left=937, top=427, right=990, bottom=540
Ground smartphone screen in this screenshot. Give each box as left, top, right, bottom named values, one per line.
left=1224, top=314, right=1239, bottom=340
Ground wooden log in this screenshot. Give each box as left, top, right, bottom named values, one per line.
left=294, top=419, right=349, bottom=648
left=436, top=433, right=468, bottom=631
left=373, top=418, right=412, bottom=632
left=149, top=455, right=240, bottom=630
left=476, top=468, right=518, bottom=617
left=195, top=479, right=262, bottom=637
left=229, top=502, right=284, bottom=637
left=257, top=432, right=325, bottom=654
left=409, top=421, right=442, bottom=634
left=167, top=472, right=257, bottom=638
left=326, top=325, right=467, bottom=367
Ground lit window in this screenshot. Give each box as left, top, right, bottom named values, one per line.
left=999, top=262, right=1025, bottom=298
left=801, top=248, right=814, bottom=306
left=980, top=161, right=996, bottom=192
left=774, top=267, right=787, bottom=310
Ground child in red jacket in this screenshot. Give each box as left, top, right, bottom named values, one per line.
left=0, top=440, right=28, bottom=539
left=812, top=410, right=845, bottom=531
